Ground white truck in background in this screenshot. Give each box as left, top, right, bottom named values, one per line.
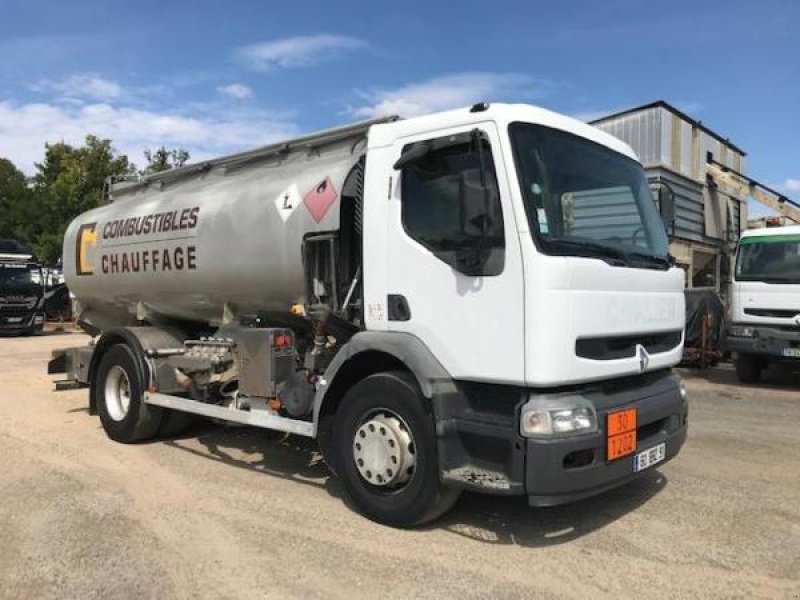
left=724, top=225, right=800, bottom=382
left=50, top=103, right=688, bottom=526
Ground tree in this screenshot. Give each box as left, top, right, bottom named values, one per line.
left=0, top=158, right=33, bottom=243
left=141, top=146, right=190, bottom=175
left=31, top=135, right=134, bottom=262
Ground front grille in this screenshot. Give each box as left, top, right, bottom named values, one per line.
left=0, top=296, right=37, bottom=310
left=638, top=417, right=668, bottom=443
left=576, top=330, right=682, bottom=360
left=0, top=307, right=31, bottom=318
left=744, top=308, right=800, bottom=318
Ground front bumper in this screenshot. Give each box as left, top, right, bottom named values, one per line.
left=723, top=324, right=800, bottom=359
left=433, top=370, right=688, bottom=506
left=0, top=310, right=44, bottom=335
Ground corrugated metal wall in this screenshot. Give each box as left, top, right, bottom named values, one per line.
left=593, top=104, right=746, bottom=250
left=647, top=168, right=706, bottom=243
left=646, top=167, right=745, bottom=247
left=593, top=106, right=745, bottom=183
left=567, top=187, right=642, bottom=241
left=593, top=106, right=666, bottom=167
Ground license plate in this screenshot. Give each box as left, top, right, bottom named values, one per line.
left=634, top=443, right=666, bottom=472
left=782, top=348, right=800, bottom=358
left=5, top=317, right=23, bottom=323
left=607, top=408, right=637, bottom=461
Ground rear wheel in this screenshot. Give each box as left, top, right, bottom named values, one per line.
left=96, top=344, right=163, bottom=443
left=735, top=353, right=763, bottom=383
left=333, top=371, right=460, bottom=527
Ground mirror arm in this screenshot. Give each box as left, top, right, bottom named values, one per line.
left=472, top=128, right=490, bottom=241
left=655, top=179, right=677, bottom=236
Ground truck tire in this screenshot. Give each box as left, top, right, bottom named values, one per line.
left=332, top=371, right=460, bottom=527
left=96, top=344, right=163, bottom=443
left=735, top=353, right=762, bottom=383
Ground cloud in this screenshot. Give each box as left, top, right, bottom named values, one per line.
left=217, top=83, right=254, bottom=100
left=237, top=34, right=366, bottom=70
left=33, top=74, right=124, bottom=101
left=773, top=178, right=800, bottom=195
left=0, top=100, right=298, bottom=174
left=349, top=73, right=539, bottom=119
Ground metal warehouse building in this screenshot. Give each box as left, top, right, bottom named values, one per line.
left=591, top=101, right=747, bottom=294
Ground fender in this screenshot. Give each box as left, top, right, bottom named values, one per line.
left=311, top=331, right=459, bottom=436
left=88, top=326, right=186, bottom=413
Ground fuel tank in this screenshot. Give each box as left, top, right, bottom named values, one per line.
left=64, top=118, right=391, bottom=331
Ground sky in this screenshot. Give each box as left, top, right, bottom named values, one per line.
left=0, top=0, right=798, bottom=209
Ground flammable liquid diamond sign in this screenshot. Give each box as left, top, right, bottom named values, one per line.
left=304, top=177, right=338, bottom=224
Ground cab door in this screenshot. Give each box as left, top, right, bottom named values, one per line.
left=383, top=123, right=525, bottom=384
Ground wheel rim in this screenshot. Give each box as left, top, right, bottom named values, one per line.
left=105, top=365, right=132, bottom=422
left=352, top=409, right=416, bottom=490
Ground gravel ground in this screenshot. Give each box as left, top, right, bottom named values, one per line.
left=0, top=329, right=798, bottom=599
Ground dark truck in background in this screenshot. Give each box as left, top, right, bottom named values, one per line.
left=0, top=239, right=45, bottom=336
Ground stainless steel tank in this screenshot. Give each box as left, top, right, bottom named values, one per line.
left=64, top=118, right=392, bottom=331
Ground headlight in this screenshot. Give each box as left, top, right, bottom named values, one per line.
left=728, top=325, right=754, bottom=338
left=520, top=395, right=598, bottom=437
left=679, top=379, right=687, bottom=401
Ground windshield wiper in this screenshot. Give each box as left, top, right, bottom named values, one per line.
left=543, top=239, right=628, bottom=265
left=543, top=239, right=673, bottom=270
left=751, top=276, right=800, bottom=284
left=625, top=250, right=672, bottom=268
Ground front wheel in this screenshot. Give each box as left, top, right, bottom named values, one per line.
left=735, top=353, right=763, bottom=384
left=333, top=371, right=460, bottom=527
left=96, top=344, right=163, bottom=443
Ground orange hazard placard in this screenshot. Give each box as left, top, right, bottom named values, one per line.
left=607, top=408, right=637, bottom=461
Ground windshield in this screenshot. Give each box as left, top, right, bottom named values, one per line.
left=509, top=123, right=670, bottom=268
left=736, top=234, right=800, bottom=283
left=0, top=264, right=37, bottom=285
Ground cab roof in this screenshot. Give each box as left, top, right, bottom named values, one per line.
left=741, top=225, right=800, bottom=239
left=368, top=103, right=639, bottom=162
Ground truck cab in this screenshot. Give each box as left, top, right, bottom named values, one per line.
left=359, top=103, right=687, bottom=508
left=0, top=240, right=45, bottom=336
left=724, top=225, right=800, bottom=382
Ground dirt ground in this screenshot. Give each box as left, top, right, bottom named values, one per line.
left=0, top=329, right=798, bottom=599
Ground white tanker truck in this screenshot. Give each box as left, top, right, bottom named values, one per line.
left=50, top=103, right=688, bottom=526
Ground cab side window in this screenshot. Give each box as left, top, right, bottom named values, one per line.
left=400, top=133, right=505, bottom=275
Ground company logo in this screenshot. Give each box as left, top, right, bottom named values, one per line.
left=76, top=223, right=98, bottom=276
left=637, top=344, right=650, bottom=373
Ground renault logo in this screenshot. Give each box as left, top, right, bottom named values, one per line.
left=637, top=344, right=650, bottom=373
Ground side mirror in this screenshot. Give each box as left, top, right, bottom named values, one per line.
left=393, top=142, right=432, bottom=170
left=460, top=176, right=491, bottom=236
left=456, top=174, right=493, bottom=274
left=658, top=184, right=676, bottom=228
